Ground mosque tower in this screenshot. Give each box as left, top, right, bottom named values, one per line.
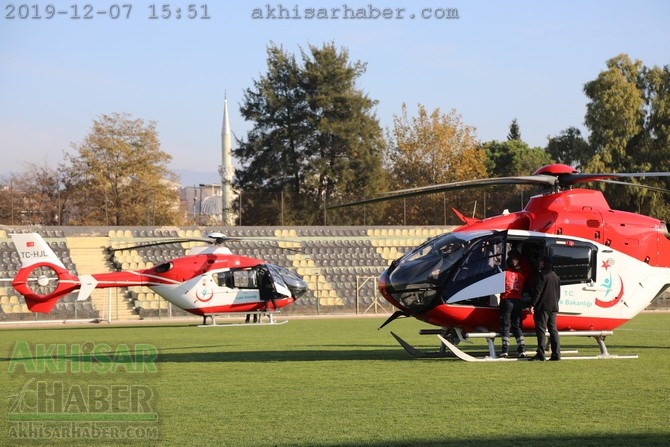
left=219, top=94, right=235, bottom=225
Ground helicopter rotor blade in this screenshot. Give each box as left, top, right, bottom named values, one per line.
left=596, top=179, right=670, bottom=194
left=329, top=175, right=558, bottom=209
left=107, top=238, right=204, bottom=253
left=559, top=172, right=670, bottom=187
left=329, top=168, right=670, bottom=210
left=107, top=235, right=303, bottom=254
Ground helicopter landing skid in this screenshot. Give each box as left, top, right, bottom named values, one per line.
left=435, top=331, right=638, bottom=362
left=437, top=334, right=519, bottom=362
left=391, top=330, right=638, bottom=361
left=389, top=331, right=492, bottom=359
left=198, top=311, right=287, bottom=327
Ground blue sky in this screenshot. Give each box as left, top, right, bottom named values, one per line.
left=1, top=1, right=668, bottom=185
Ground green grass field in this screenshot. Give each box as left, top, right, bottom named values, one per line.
left=1, top=313, right=669, bottom=446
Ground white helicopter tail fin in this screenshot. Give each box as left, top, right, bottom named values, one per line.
left=10, top=233, right=67, bottom=269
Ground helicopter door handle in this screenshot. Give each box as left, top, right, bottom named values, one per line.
left=583, top=287, right=609, bottom=292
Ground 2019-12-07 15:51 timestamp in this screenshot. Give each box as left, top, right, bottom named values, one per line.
left=3, top=3, right=211, bottom=20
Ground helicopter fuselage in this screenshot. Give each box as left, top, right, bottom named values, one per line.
left=10, top=234, right=307, bottom=315
left=379, top=225, right=670, bottom=333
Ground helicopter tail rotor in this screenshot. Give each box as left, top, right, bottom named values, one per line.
left=9, top=233, right=86, bottom=313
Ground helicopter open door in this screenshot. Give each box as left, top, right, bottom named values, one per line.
left=442, top=231, right=507, bottom=305
left=380, top=230, right=509, bottom=314
left=257, top=264, right=308, bottom=310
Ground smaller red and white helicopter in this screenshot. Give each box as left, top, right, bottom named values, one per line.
left=10, top=232, right=307, bottom=325
left=333, top=164, right=670, bottom=361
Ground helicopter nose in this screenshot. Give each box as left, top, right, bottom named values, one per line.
left=274, top=266, right=308, bottom=299
left=289, top=276, right=308, bottom=299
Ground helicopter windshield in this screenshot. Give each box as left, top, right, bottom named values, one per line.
left=384, top=231, right=505, bottom=312
left=266, top=264, right=308, bottom=299
left=383, top=232, right=472, bottom=312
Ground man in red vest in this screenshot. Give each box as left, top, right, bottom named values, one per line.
left=499, top=250, right=526, bottom=358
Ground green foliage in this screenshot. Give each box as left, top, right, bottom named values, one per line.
left=507, top=118, right=521, bottom=141
left=546, top=127, right=592, bottom=169
left=235, top=42, right=387, bottom=225
left=1, top=314, right=669, bottom=446
left=65, top=113, right=181, bottom=225
left=583, top=54, right=670, bottom=219
left=384, top=103, right=487, bottom=224
left=584, top=54, right=646, bottom=171
left=482, top=140, right=553, bottom=215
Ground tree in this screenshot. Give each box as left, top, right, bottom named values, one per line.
left=583, top=54, right=670, bottom=219
left=584, top=54, right=646, bottom=174
left=0, top=164, right=72, bottom=226
left=545, top=127, right=592, bottom=169
left=638, top=64, right=670, bottom=220
left=235, top=42, right=387, bottom=225
left=0, top=177, right=12, bottom=224
left=235, top=44, right=309, bottom=225
left=384, top=103, right=487, bottom=224
left=482, top=140, right=553, bottom=214
left=507, top=118, right=521, bottom=141
left=301, top=42, right=387, bottom=224
left=7, top=163, right=64, bottom=225
left=65, top=113, right=180, bottom=225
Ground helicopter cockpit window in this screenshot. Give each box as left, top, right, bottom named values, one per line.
left=265, top=264, right=308, bottom=299
left=383, top=233, right=470, bottom=313
left=450, top=236, right=504, bottom=285
left=441, top=233, right=505, bottom=304
left=384, top=232, right=506, bottom=313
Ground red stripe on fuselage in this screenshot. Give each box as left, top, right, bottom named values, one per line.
left=182, top=297, right=295, bottom=316
left=421, top=304, right=628, bottom=332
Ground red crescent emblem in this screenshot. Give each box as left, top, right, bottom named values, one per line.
left=195, top=284, right=214, bottom=302
left=595, top=276, right=624, bottom=308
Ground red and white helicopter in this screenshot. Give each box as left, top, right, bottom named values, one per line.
left=335, top=164, right=670, bottom=361
left=10, top=232, right=307, bottom=325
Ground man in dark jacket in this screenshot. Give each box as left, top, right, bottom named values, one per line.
left=530, top=256, right=561, bottom=361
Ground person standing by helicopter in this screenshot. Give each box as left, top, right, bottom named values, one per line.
left=257, top=267, right=278, bottom=312
left=499, top=250, right=526, bottom=358
left=530, top=255, right=561, bottom=361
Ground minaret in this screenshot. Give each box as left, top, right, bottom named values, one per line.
left=219, top=94, right=234, bottom=225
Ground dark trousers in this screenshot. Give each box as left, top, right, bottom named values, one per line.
left=534, top=310, right=560, bottom=359
left=500, top=299, right=524, bottom=350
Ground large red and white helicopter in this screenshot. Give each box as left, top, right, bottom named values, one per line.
left=10, top=232, right=307, bottom=325
left=334, top=164, right=670, bottom=360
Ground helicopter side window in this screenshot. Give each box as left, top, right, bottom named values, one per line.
left=548, top=243, right=596, bottom=285
left=212, top=271, right=234, bottom=288
left=232, top=269, right=258, bottom=289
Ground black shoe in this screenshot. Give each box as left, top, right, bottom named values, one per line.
left=500, top=351, right=509, bottom=358
left=549, top=356, right=560, bottom=361
left=518, top=352, right=526, bottom=359
left=530, top=354, right=545, bottom=361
